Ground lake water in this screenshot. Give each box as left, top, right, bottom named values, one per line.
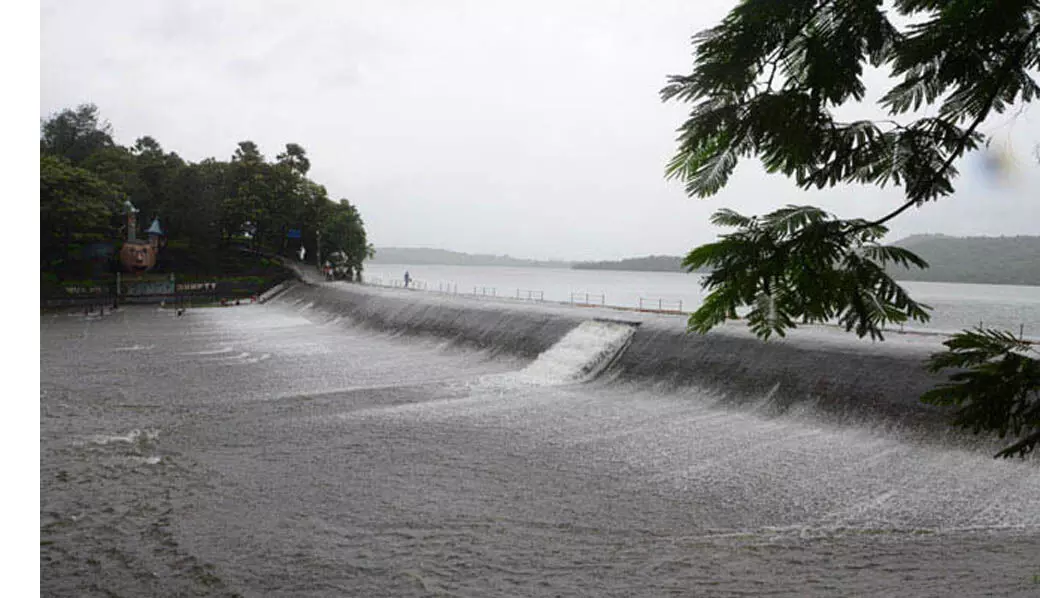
left=364, top=263, right=1040, bottom=336
left=40, top=281, right=1040, bottom=597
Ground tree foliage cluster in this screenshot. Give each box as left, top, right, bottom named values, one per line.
left=683, top=205, right=930, bottom=340
left=40, top=104, right=372, bottom=281
left=665, top=0, right=1040, bottom=457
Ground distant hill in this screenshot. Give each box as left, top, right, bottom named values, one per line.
left=370, top=247, right=571, bottom=268
left=571, top=236, right=1040, bottom=286
left=572, top=255, right=688, bottom=272
left=890, top=234, right=1040, bottom=286
left=373, top=237, right=1040, bottom=285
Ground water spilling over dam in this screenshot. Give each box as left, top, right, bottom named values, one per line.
left=277, top=282, right=955, bottom=434
left=513, top=319, right=638, bottom=384
left=40, top=281, right=1040, bottom=597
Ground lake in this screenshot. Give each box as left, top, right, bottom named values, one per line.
left=363, top=263, right=1040, bottom=337
left=41, top=287, right=1040, bottom=597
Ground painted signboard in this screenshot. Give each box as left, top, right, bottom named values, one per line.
left=124, top=281, right=174, bottom=296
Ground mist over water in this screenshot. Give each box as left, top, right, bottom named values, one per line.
left=41, top=287, right=1040, bottom=597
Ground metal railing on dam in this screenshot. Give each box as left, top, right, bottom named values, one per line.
left=361, top=276, right=697, bottom=317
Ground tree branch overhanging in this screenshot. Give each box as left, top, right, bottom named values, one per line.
left=667, top=2, right=1040, bottom=457
left=851, top=21, right=1040, bottom=234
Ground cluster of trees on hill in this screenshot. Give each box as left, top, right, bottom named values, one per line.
left=892, top=235, right=1040, bottom=286
left=40, top=104, right=372, bottom=282
left=370, top=247, right=570, bottom=268
left=573, top=255, right=686, bottom=272
left=569, top=238, right=1040, bottom=285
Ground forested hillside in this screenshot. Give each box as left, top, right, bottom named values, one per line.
left=890, top=235, right=1040, bottom=286
left=572, top=255, right=686, bottom=272
left=568, top=237, right=1040, bottom=286
left=371, top=247, right=570, bottom=268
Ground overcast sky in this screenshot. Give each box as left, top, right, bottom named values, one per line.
left=40, top=0, right=1040, bottom=261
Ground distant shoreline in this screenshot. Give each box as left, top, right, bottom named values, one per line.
left=372, top=235, right=1040, bottom=286
left=366, top=262, right=1038, bottom=288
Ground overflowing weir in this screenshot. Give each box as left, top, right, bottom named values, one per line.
left=275, top=281, right=956, bottom=435
left=515, top=319, right=638, bottom=384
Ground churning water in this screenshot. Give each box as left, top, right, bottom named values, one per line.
left=509, top=319, right=637, bottom=384
left=40, top=283, right=1040, bottom=597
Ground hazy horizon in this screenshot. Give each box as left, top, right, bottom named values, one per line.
left=373, top=230, right=1040, bottom=264
left=42, top=1, right=1040, bottom=261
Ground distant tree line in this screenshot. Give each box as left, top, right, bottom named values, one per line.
left=891, top=235, right=1040, bottom=286
left=370, top=247, right=570, bottom=268
left=40, top=103, right=372, bottom=282
left=570, top=239, right=1040, bottom=286
left=572, top=255, right=687, bottom=273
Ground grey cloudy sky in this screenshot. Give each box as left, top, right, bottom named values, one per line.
left=41, top=0, right=1040, bottom=260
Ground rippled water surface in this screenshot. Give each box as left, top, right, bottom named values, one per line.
left=41, top=302, right=1040, bottom=597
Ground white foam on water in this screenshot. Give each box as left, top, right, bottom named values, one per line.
left=242, top=353, right=271, bottom=364
left=184, top=346, right=235, bottom=356
left=85, top=428, right=160, bottom=446
left=111, top=345, right=155, bottom=352
left=203, top=352, right=253, bottom=363
left=505, top=319, right=637, bottom=385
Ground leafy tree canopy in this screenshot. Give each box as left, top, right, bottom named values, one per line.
left=663, top=0, right=1039, bottom=206
left=40, top=105, right=372, bottom=281
left=40, top=154, right=124, bottom=272
left=665, top=0, right=1040, bottom=457
left=321, top=199, right=373, bottom=279
left=683, top=205, right=930, bottom=340
left=923, top=329, right=1040, bottom=458
left=40, top=104, right=114, bottom=166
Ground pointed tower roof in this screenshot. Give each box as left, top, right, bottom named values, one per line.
left=145, top=218, right=164, bottom=236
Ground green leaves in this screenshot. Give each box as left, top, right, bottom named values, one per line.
left=922, top=329, right=1040, bottom=458
left=667, top=2, right=1040, bottom=458
left=885, top=1, right=1040, bottom=126
left=685, top=205, right=930, bottom=340
left=40, top=154, right=125, bottom=271
left=320, top=199, right=370, bottom=280
left=41, top=104, right=373, bottom=279
left=665, top=131, right=740, bottom=198
left=663, top=0, right=1040, bottom=205
left=40, top=103, right=114, bottom=166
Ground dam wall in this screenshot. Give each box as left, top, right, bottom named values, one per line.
left=276, top=282, right=952, bottom=430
